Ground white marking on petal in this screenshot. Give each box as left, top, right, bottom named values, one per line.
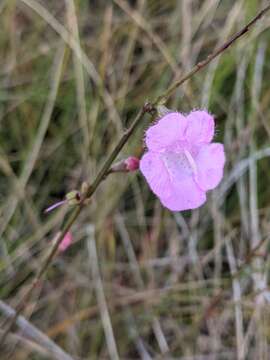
left=162, top=151, right=193, bottom=182
left=184, top=150, right=198, bottom=176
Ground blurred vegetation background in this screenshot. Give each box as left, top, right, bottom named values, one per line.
left=0, top=0, right=270, bottom=359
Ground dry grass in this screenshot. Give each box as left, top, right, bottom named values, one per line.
left=1, top=0, right=270, bottom=359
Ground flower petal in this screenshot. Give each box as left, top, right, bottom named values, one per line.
left=140, top=150, right=206, bottom=211
left=195, top=143, right=225, bottom=191
left=185, top=110, right=214, bottom=144
left=140, top=151, right=172, bottom=199
left=160, top=178, right=206, bottom=211
left=145, top=112, right=188, bottom=151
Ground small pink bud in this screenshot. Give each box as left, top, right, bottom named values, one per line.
left=110, top=156, right=140, bottom=173
left=124, top=156, right=140, bottom=172
left=59, top=231, right=73, bottom=252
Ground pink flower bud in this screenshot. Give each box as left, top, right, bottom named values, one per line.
left=124, top=156, right=140, bottom=172
left=59, top=231, right=73, bottom=252
left=110, top=156, right=140, bottom=173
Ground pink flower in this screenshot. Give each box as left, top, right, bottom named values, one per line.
left=59, top=231, right=73, bottom=252
left=140, top=110, right=225, bottom=211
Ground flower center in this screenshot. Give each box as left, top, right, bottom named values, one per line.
left=183, top=150, right=198, bottom=176
left=162, top=149, right=197, bottom=182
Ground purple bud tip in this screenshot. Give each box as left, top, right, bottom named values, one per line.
left=44, top=200, right=66, bottom=214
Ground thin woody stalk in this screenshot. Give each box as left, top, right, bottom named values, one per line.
left=1, top=4, right=270, bottom=346
left=156, top=3, right=270, bottom=105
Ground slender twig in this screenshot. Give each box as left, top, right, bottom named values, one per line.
left=155, top=3, right=270, bottom=105
left=1, top=4, right=270, bottom=347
